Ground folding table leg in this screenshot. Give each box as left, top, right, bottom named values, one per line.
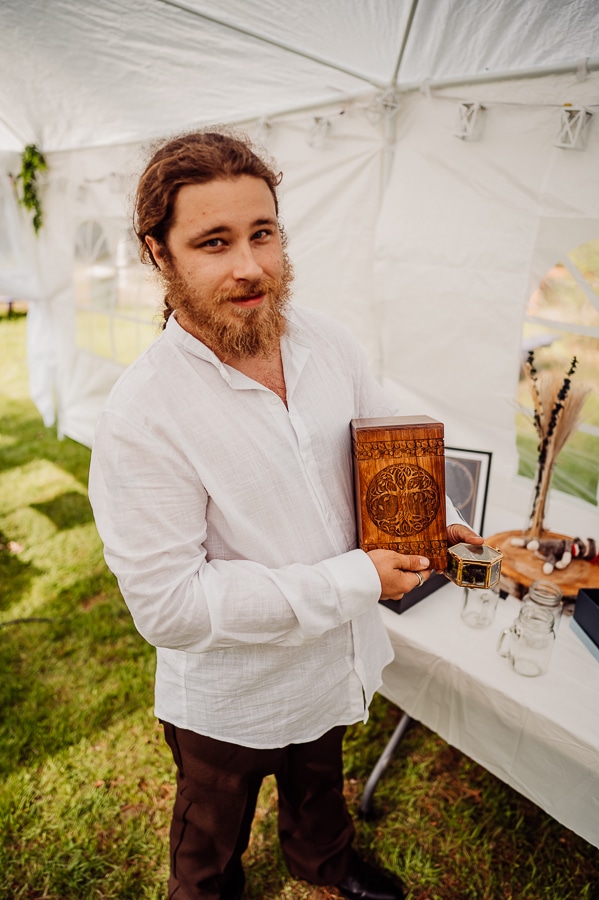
left=358, top=712, right=412, bottom=818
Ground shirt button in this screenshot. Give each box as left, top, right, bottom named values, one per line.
left=270, top=395, right=279, bottom=405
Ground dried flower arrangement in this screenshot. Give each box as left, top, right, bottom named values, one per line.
left=523, top=351, right=590, bottom=539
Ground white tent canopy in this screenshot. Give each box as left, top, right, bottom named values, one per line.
left=1, top=0, right=598, bottom=537
left=1, top=0, right=598, bottom=151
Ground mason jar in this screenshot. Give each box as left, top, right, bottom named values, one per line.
left=497, top=605, right=556, bottom=677
left=523, top=580, right=564, bottom=630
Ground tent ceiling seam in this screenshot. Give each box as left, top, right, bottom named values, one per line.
left=391, top=0, right=420, bottom=85
left=155, top=0, right=386, bottom=89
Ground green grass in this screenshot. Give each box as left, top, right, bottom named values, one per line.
left=1, top=312, right=599, bottom=899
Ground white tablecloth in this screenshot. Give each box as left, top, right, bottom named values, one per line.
left=378, top=581, right=599, bottom=848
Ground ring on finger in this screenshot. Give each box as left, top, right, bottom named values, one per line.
left=415, top=571, right=424, bottom=588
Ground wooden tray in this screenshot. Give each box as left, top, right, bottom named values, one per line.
left=486, top=529, right=599, bottom=600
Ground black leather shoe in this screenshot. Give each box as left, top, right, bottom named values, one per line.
left=335, top=854, right=405, bottom=900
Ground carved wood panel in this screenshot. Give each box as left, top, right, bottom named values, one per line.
left=351, top=416, right=448, bottom=570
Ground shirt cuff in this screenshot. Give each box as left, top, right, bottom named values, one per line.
left=319, top=548, right=382, bottom=620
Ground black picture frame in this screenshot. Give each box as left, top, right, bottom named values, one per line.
left=444, top=446, right=492, bottom=536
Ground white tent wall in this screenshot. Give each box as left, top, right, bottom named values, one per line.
left=261, top=106, right=385, bottom=367
left=376, top=71, right=599, bottom=537
left=0, top=156, right=42, bottom=301
left=0, top=151, right=70, bottom=428
left=42, top=142, right=155, bottom=446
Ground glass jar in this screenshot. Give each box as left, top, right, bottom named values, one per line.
left=460, top=586, right=499, bottom=629
left=523, top=580, right=564, bottom=630
left=497, top=604, right=556, bottom=677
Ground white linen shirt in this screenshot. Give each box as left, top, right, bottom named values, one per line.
left=89, top=306, right=461, bottom=748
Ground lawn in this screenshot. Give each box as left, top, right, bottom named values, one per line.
left=1, top=310, right=598, bottom=899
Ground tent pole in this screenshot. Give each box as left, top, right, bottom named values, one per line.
left=380, top=0, right=420, bottom=188
left=397, top=57, right=599, bottom=93
left=369, top=105, right=401, bottom=383
left=365, top=0, right=422, bottom=382
left=391, top=0, right=420, bottom=84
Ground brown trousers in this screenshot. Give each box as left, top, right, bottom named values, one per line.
left=162, top=722, right=355, bottom=900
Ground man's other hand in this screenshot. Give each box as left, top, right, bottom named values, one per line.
left=446, top=523, right=485, bottom=547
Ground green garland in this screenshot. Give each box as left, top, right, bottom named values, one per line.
left=15, top=144, right=47, bottom=234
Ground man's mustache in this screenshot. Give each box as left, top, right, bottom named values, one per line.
left=215, top=279, right=280, bottom=305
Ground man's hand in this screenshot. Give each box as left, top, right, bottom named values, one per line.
left=366, top=526, right=484, bottom=602
left=446, top=523, right=485, bottom=547
left=366, top=549, right=431, bottom=601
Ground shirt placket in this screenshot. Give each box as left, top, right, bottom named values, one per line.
left=282, top=335, right=349, bottom=557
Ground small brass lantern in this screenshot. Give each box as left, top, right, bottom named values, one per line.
left=446, top=543, right=503, bottom=589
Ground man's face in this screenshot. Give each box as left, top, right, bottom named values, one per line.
left=147, top=176, right=292, bottom=359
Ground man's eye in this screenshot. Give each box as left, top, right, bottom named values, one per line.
left=252, top=230, right=271, bottom=240
left=202, top=238, right=224, bottom=248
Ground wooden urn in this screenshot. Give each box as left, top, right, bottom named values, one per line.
left=351, top=416, right=448, bottom=570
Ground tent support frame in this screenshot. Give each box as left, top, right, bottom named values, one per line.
left=397, top=57, right=599, bottom=93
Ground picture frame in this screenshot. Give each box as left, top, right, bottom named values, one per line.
left=380, top=446, right=492, bottom=615
left=444, top=447, right=492, bottom=536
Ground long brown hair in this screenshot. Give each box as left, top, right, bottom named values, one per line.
left=134, top=129, right=282, bottom=268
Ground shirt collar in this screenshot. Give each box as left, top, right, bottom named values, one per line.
left=163, top=306, right=313, bottom=395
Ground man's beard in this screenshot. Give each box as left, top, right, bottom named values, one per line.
left=163, top=252, right=294, bottom=359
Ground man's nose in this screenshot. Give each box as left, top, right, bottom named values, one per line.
left=232, top=242, right=264, bottom=281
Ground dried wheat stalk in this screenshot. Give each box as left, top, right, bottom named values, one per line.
left=523, top=353, right=590, bottom=539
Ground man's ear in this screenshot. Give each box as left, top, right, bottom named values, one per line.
left=145, top=235, right=166, bottom=270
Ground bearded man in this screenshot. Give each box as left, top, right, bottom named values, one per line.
left=89, top=130, right=481, bottom=900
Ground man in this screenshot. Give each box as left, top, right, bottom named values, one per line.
left=89, top=130, right=481, bottom=900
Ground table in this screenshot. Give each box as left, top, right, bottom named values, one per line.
left=367, top=580, right=599, bottom=848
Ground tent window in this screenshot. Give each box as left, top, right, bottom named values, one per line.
left=74, top=217, right=161, bottom=366
left=516, top=238, right=599, bottom=507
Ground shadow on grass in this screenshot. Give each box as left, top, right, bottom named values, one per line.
left=0, top=531, right=43, bottom=613
left=0, top=570, right=154, bottom=780
left=31, top=490, right=95, bottom=530
left=0, top=401, right=92, bottom=488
